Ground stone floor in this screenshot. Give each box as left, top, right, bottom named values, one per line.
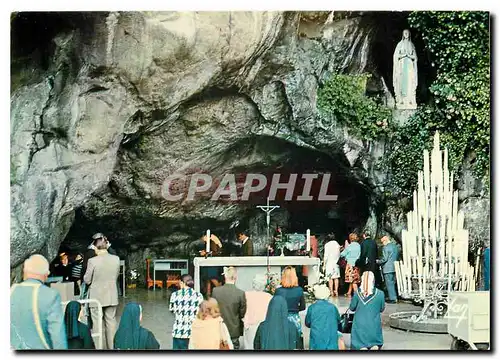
left=113, top=288, right=452, bottom=350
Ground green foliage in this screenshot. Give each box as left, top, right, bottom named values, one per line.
left=408, top=12, right=490, bottom=176
left=317, top=73, right=392, bottom=140
left=385, top=11, right=490, bottom=197
left=316, top=12, right=490, bottom=198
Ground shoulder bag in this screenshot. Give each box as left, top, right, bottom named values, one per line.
left=219, top=321, right=230, bottom=350
left=338, top=309, right=354, bottom=334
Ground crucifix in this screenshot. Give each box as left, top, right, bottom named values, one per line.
left=256, top=197, right=280, bottom=272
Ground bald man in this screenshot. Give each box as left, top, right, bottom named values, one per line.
left=376, top=236, right=400, bottom=303
left=10, top=254, right=68, bottom=349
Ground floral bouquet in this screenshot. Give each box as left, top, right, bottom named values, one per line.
left=128, top=269, right=139, bottom=283
left=264, top=272, right=281, bottom=295
left=304, top=261, right=330, bottom=302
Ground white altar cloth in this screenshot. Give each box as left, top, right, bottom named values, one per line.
left=193, top=256, right=320, bottom=292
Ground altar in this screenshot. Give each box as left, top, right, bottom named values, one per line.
left=193, top=256, right=320, bottom=292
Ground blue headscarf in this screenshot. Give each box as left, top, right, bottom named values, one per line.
left=259, top=295, right=296, bottom=350
left=64, top=301, right=82, bottom=339
left=114, top=302, right=150, bottom=349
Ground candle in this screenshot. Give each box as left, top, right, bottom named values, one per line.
left=424, top=150, right=430, bottom=195
left=452, top=191, right=458, bottom=235
left=306, top=229, right=311, bottom=253
left=440, top=198, right=446, bottom=277
left=206, top=229, right=210, bottom=253
left=412, top=257, right=417, bottom=297
left=423, top=260, right=427, bottom=297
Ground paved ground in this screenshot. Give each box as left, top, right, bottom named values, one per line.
left=114, top=288, right=452, bottom=350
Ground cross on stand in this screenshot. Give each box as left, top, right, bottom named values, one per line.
left=256, top=197, right=280, bottom=276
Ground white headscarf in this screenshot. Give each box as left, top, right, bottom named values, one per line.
left=360, top=271, right=375, bottom=297
left=314, top=284, right=331, bottom=300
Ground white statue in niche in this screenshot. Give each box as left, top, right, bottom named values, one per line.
left=393, top=29, right=418, bottom=109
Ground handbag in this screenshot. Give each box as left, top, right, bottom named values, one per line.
left=219, top=321, right=230, bottom=350
left=338, top=309, right=354, bottom=334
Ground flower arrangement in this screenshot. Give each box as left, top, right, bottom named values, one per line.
left=128, top=269, right=139, bottom=284
left=304, top=261, right=330, bottom=303
left=264, top=272, right=281, bottom=295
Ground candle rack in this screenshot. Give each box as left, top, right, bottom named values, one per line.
left=390, top=132, right=476, bottom=333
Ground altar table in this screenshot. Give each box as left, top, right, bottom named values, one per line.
left=193, top=256, right=320, bottom=292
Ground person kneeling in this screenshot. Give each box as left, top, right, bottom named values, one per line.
left=253, top=296, right=301, bottom=350
left=114, top=303, right=160, bottom=350
left=349, top=271, right=384, bottom=350
left=305, top=284, right=343, bottom=350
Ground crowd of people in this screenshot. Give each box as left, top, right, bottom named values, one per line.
left=16, top=229, right=491, bottom=350
left=11, top=252, right=387, bottom=350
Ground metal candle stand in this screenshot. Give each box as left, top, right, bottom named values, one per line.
left=390, top=132, right=476, bottom=333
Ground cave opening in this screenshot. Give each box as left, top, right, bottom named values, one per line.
left=59, top=134, right=372, bottom=271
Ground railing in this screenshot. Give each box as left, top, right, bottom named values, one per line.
left=61, top=299, right=103, bottom=349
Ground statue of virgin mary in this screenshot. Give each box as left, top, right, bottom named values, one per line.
left=393, top=29, right=418, bottom=109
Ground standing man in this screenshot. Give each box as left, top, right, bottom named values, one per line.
left=11, top=254, right=68, bottom=349
left=358, top=233, right=378, bottom=274
left=212, top=267, right=247, bottom=350
left=80, top=237, right=98, bottom=298
left=84, top=235, right=120, bottom=349
left=376, top=235, right=400, bottom=303
left=169, top=274, right=204, bottom=350
left=483, top=240, right=490, bottom=291
left=237, top=231, right=253, bottom=256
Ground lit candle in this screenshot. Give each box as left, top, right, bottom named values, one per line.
left=206, top=229, right=210, bottom=253
left=306, top=229, right=311, bottom=253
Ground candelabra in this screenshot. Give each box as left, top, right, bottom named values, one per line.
left=394, top=132, right=476, bottom=324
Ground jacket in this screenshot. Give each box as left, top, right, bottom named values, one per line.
left=241, top=238, right=253, bottom=256
left=212, top=283, right=247, bottom=338
left=359, top=238, right=378, bottom=273
left=84, top=250, right=120, bottom=307
left=10, top=279, right=68, bottom=349
left=377, top=242, right=400, bottom=274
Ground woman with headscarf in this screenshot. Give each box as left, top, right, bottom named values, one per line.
left=114, top=302, right=160, bottom=350
left=305, top=284, right=343, bottom=350
left=349, top=271, right=385, bottom=350
left=64, top=301, right=95, bottom=349
left=253, top=296, right=300, bottom=350
left=242, top=274, right=273, bottom=350
left=189, top=298, right=234, bottom=350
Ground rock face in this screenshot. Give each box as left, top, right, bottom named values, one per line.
left=10, top=11, right=489, bottom=274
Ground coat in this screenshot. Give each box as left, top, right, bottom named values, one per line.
left=305, top=299, right=341, bottom=350
left=10, top=278, right=68, bottom=349
left=241, top=238, right=253, bottom=256
left=211, top=283, right=247, bottom=338
left=359, top=238, right=378, bottom=273
left=349, top=288, right=385, bottom=349
left=84, top=250, right=120, bottom=307
left=377, top=242, right=400, bottom=274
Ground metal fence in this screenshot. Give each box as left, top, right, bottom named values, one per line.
left=61, top=299, right=103, bottom=350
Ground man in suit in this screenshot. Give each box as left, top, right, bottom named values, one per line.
left=84, top=236, right=120, bottom=349
left=11, top=254, right=68, bottom=350
left=376, top=235, right=400, bottom=303
left=358, top=233, right=377, bottom=273
left=237, top=231, right=253, bottom=256
left=212, top=267, right=247, bottom=350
